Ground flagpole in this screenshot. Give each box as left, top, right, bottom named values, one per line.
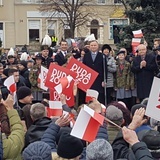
left=104, top=117, right=122, bottom=129
left=103, top=54, right=107, bottom=107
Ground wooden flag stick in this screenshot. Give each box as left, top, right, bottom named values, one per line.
left=104, top=117, right=122, bottom=129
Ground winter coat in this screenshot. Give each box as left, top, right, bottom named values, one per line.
left=24, top=117, right=52, bottom=148
left=112, top=131, right=154, bottom=160
left=131, top=54, right=157, bottom=99
left=55, top=51, right=67, bottom=66
left=20, top=68, right=31, bottom=88
left=3, top=109, right=24, bottom=160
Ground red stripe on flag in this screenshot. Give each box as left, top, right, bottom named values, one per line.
left=47, top=108, right=62, bottom=117
left=134, top=33, right=143, bottom=38
left=93, top=112, right=104, bottom=125
left=9, top=83, right=16, bottom=93
left=83, top=117, right=101, bottom=142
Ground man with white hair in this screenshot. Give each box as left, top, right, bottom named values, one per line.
left=131, top=44, right=157, bottom=102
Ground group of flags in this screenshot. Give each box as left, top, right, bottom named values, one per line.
left=131, top=29, right=144, bottom=54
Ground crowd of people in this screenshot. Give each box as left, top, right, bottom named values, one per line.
left=0, top=36, right=160, bottom=159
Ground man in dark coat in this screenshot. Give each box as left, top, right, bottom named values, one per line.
left=83, top=40, right=108, bottom=105
left=131, top=44, right=157, bottom=102
left=55, top=40, right=68, bottom=66
left=24, top=103, right=52, bottom=148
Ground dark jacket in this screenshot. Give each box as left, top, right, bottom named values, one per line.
left=24, top=117, right=52, bottom=148
left=55, top=51, right=67, bottom=66
left=131, top=53, right=157, bottom=99
left=42, top=56, right=53, bottom=69
left=20, top=68, right=31, bottom=88
left=83, top=51, right=108, bottom=93
left=112, top=131, right=154, bottom=160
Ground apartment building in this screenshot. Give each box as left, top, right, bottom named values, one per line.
left=0, top=0, right=129, bottom=49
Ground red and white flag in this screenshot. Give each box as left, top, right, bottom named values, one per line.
left=4, top=75, right=16, bottom=93
left=85, top=89, right=99, bottom=103
left=54, top=75, right=73, bottom=94
left=70, top=105, right=104, bottom=142
left=131, top=38, right=141, bottom=46
left=47, top=101, right=62, bottom=118
left=132, top=29, right=143, bottom=38
left=39, top=66, right=48, bottom=91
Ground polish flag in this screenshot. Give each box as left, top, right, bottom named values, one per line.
left=47, top=101, right=62, bottom=118
left=85, top=89, right=99, bottom=103
left=131, top=38, right=141, bottom=46
left=4, top=75, right=16, bottom=93
left=132, top=29, right=143, bottom=38
left=54, top=75, right=73, bottom=94
left=70, top=105, right=104, bottom=142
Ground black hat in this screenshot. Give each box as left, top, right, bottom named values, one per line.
left=35, top=53, right=43, bottom=60
left=8, top=55, right=15, bottom=59
left=20, top=60, right=27, bottom=68
left=101, top=44, right=112, bottom=53
left=131, top=104, right=146, bottom=116
left=117, top=50, right=125, bottom=56
left=141, top=130, right=160, bottom=158
left=57, top=127, right=84, bottom=159
left=17, top=86, right=32, bottom=100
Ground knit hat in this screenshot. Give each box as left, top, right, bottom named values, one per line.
left=20, top=60, right=27, bottom=68
left=57, top=127, right=84, bottom=159
left=106, top=105, right=123, bottom=124
left=22, top=141, right=52, bottom=160
left=131, top=104, right=146, bottom=116
left=86, top=139, right=113, bottom=160
left=141, top=130, right=160, bottom=158
left=101, top=44, right=111, bottom=53
left=17, top=86, right=32, bottom=100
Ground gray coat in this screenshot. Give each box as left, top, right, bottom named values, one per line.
left=106, top=55, right=117, bottom=88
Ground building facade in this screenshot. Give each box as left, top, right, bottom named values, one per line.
left=0, top=0, right=129, bottom=50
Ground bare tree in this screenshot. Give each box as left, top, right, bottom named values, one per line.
left=39, top=0, right=93, bottom=38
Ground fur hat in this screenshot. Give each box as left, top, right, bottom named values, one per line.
left=20, top=60, right=27, bottom=68
left=17, top=86, right=32, bottom=100
left=101, top=44, right=112, bottom=53
left=57, top=127, right=84, bottom=159
left=22, top=141, right=52, bottom=160
left=86, top=139, right=113, bottom=160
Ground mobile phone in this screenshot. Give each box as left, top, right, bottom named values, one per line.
left=1, top=86, right=10, bottom=100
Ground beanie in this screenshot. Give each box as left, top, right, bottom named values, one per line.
left=22, top=141, right=52, bottom=160
left=101, top=44, right=111, bottom=53
left=20, top=60, right=27, bottom=68
left=86, top=139, right=113, bottom=160
left=17, top=86, right=32, bottom=100
left=57, top=127, right=84, bottom=159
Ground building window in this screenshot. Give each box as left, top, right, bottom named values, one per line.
left=90, top=19, right=99, bottom=39
left=0, top=0, right=3, bottom=6
left=97, top=0, right=106, bottom=4
left=28, top=20, right=40, bottom=42
left=114, top=0, right=122, bottom=4
left=47, top=20, right=56, bottom=36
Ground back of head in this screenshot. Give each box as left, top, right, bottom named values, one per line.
left=86, top=139, right=113, bottom=160
left=57, top=127, right=84, bottom=159
left=17, top=86, right=32, bottom=100
left=22, top=141, right=52, bottom=160
left=30, top=103, right=46, bottom=121
left=131, top=104, right=146, bottom=116
left=106, top=105, right=123, bottom=125
left=142, top=130, right=160, bottom=158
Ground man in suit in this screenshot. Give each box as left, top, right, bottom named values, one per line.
left=83, top=40, right=108, bottom=105
left=55, top=40, right=68, bottom=66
